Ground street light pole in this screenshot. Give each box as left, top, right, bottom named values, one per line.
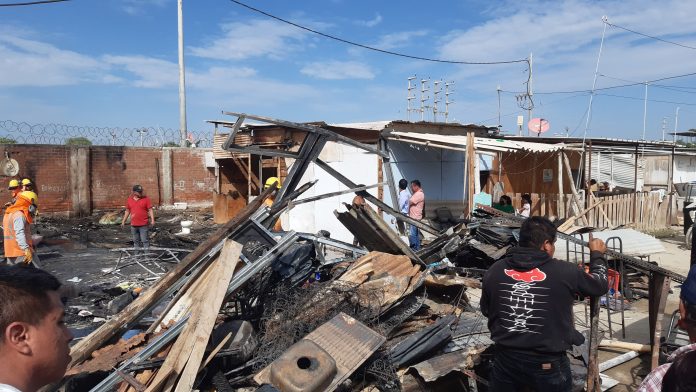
left=177, top=0, right=188, bottom=147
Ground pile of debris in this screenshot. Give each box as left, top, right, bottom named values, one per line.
left=61, top=185, right=489, bottom=392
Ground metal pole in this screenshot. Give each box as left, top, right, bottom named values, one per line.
left=177, top=0, right=188, bottom=147
left=497, top=85, right=502, bottom=129
left=662, top=116, right=667, bottom=142
left=643, top=81, right=648, bottom=141
left=527, top=53, right=533, bottom=134
left=674, top=106, right=680, bottom=143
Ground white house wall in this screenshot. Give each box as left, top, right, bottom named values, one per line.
left=674, top=155, right=696, bottom=184
left=284, top=141, right=379, bottom=243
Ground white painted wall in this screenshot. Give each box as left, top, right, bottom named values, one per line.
left=673, top=155, right=696, bottom=184
left=284, top=141, right=379, bottom=243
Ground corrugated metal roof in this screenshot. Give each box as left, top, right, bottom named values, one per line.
left=387, top=131, right=566, bottom=153
left=555, top=228, right=665, bottom=259
left=328, top=121, right=392, bottom=131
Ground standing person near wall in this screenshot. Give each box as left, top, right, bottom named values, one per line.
left=398, top=179, right=410, bottom=215
left=0, top=267, right=73, bottom=392
left=481, top=217, right=608, bottom=391
left=263, top=177, right=283, bottom=232
left=408, top=180, right=425, bottom=251
left=2, top=191, right=39, bottom=266
left=121, top=185, right=154, bottom=250
left=518, top=194, right=532, bottom=217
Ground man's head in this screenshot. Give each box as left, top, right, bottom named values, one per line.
left=20, top=178, right=33, bottom=191
left=0, top=267, right=72, bottom=390
left=132, top=184, right=143, bottom=196
left=679, top=265, right=696, bottom=342
left=7, top=179, right=18, bottom=191
left=590, top=179, right=597, bottom=185
left=410, top=180, right=422, bottom=193
left=518, top=216, right=557, bottom=256
left=398, top=179, right=408, bottom=191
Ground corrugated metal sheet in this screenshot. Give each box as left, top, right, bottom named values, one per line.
left=555, top=228, right=665, bottom=259
left=585, top=152, right=643, bottom=189
left=388, top=132, right=566, bottom=153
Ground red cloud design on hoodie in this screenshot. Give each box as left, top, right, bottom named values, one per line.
left=504, top=268, right=547, bottom=283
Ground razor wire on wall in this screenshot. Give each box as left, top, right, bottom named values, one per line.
left=0, top=120, right=212, bottom=147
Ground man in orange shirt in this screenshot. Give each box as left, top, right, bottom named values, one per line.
left=408, top=180, right=425, bottom=251
left=3, top=191, right=39, bottom=266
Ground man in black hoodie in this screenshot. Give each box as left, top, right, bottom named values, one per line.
left=481, top=216, right=608, bottom=391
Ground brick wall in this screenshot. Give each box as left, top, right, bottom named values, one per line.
left=0, top=144, right=214, bottom=215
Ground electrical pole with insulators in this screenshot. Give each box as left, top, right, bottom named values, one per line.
left=177, top=0, right=188, bottom=147
left=642, top=81, right=648, bottom=141
left=420, top=78, right=430, bottom=122
left=407, top=76, right=416, bottom=121
left=528, top=52, right=533, bottom=133
left=445, top=81, right=454, bottom=124
left=433, top=80, right=442, bottom=122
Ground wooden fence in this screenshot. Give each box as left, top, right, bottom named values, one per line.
left=586, top=192, right=675, bottom=230
left=503, top=191, right=675, bottom=230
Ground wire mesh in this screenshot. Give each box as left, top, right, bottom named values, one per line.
left=0, top=120, right=212, bottom=147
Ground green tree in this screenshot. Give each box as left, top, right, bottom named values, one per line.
left=0, top=137, right=16, bottom=144
left=65, top=137, right=93, bottom=146
left=162, top=141, right=179, bottom=147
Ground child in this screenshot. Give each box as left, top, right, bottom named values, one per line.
left=518, top=193, right=532, bottom=217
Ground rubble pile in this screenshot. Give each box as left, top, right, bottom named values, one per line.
left=60, top=186, right=490, bottom=392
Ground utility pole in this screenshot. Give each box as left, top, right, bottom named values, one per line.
left=433, top=80, right=440, bottom=122
left=674, top=106, right=680, bottom=143
left=642, top=81, right=648, bottom=140
left=407, top=76, right=416, bottom=121
left=445, top=81, right=454, bottom=123
left=177, top=0, right=188, bottom=147
left=528, top=52, right=533, bottom=134
left=420, top=78, right=430, bottom=122
left=497, top=85, right=502, bottom=129
left=662, top=116, right=668, bottom=141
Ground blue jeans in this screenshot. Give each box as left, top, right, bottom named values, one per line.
left=409, top=224, right=420, bottom=251
left=131, top=225, right=149, bottom=249
left=489, top=347, right=572, bottom=392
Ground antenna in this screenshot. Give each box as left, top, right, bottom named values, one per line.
left=445, top=81, right=455, bottom=123
left=433, top=80, right=442, bottom=122
left=407, top=76, right=416, bottom=121
left=420, top=78, right=430, bottom=122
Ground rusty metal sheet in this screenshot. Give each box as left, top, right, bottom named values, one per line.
left=255, top=312, right=386, bottom=391
left=407, top=346, right=486, bottom=383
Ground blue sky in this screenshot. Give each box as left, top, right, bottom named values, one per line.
left=3, top=0, right=696, bottom=142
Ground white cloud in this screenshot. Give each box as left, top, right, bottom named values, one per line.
left=357, top=13, right=383, bottom=27
left=121, top=0, right=168, bottom=15
left=375, top=30, right=428, bottom=50
left=0, top=35, right=109, bottom=87
left=189, top=19, right=309, bottom=61
left=301, top=61, right=375, bottom=80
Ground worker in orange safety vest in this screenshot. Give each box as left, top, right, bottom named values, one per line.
left=263, top=177, right=283, bottom=232
left=3, top=191, right=39, bottom=266
left=4, top=179, right=20, bottom=208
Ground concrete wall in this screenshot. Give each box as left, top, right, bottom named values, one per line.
left=0, top=144, right=215, bottom=216
left=673, top=155, right=696, bottom=184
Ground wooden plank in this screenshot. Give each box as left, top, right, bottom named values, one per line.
left=67, top=185, right=276, bottom=369
left=466, top=131, right=476, bottom=216
left=648, top=275, right=671, bottom=370
left=173, top=241, right=242, bottom=392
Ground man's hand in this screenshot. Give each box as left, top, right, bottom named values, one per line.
left=588, top=233, right=607, bottom=254
left=23, top=248, right=33, bottom=264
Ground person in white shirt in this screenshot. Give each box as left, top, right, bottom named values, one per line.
left=398, top=179, right=410, bottom=215
left=518, top=193, right=532, bottom=218
left=0, top=267, right=73, bottom=392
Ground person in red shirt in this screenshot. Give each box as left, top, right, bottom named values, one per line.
left=121, top=185, right=154, bottom=250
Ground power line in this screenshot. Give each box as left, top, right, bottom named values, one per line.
left=228, top=0, right=529, bottom=65
left=502, top=70, right=696, bottom=95
left=0, top=0, right=69, bottom=6
left=599, top=73, right=696, bottom=95
left=596, top=92, right=696, bottom=106
left=606, top=21, right=696, bottom=51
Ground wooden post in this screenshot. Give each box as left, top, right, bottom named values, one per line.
left=466, top=131, right=476, bottom=217
left=562, top=152, right=589, bottom=226
left=557, top=152, right=564, bottom=218
left=648, top=274, right=671, bottom=369
left=634, top=144, right=639, bottom=223
left=586, top=296, right=601, bottom=391
left=379, top=139, right=404, bottom=234
left=531, top=154, right=538, bottom=194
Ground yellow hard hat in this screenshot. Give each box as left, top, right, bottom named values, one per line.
left=18, top=191, right=38, bottom=205
left=21, top=178, right=32, bottom=186
left=264, top=177, right=281, bottom=189
left=8, top=179, right=19, bottom=189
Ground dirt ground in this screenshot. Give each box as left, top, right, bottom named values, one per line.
left=32, top=207, right=219, bottom=336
